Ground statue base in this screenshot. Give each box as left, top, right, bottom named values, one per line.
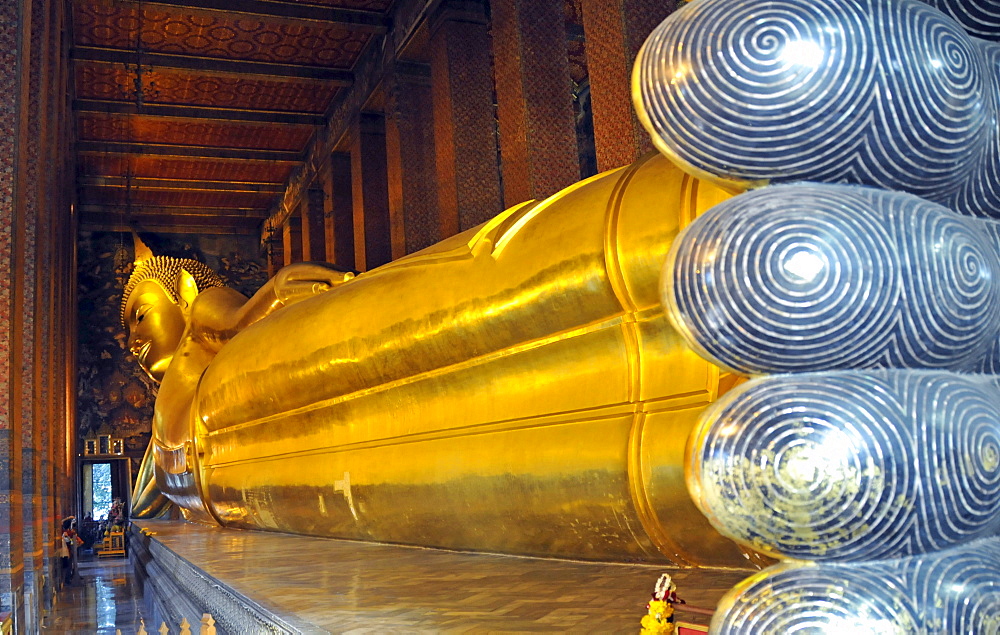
left=128, top=520, right=750, bottom=632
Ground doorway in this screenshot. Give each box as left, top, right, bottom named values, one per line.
left=79, top=459, right=131, bottom=549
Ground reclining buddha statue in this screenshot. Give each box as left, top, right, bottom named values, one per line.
left=124, top=149, right=759, bottom=569
left=127, top=0, right=1000, bottom=628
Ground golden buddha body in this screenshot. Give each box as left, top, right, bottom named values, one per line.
left=125, top=152, right=759, bottom=569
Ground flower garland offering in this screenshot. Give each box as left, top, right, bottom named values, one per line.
left=640, top=574, right=684, bottom=634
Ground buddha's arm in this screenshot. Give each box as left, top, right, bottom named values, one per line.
left=187, top=262, right=354, bottom=352
left=130, top=438, right=171, bottom=518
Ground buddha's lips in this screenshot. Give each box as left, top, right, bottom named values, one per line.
left=136, top=341, right=151, bottom=365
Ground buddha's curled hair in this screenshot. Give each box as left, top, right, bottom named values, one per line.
left=120, top=255, right=226, bottom=327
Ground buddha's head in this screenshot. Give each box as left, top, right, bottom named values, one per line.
left=120, top=248, right=225, bottom=383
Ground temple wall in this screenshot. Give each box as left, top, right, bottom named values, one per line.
left=0, top=0, right=682, bottom=625
left=0, top=0, right=76, bottom=630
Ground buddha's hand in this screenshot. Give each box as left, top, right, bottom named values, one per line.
left=635, top=0, right=1000, bottom=631
left=130, top=442, right=172, bottom=519
left=274, top=262, right=355, bottom=307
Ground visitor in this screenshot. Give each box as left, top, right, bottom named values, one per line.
left=60, top=517, right=83, bottom=585
left=108, top=498, right=125, bottom=529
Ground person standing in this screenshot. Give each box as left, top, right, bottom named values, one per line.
left=60, top=517, right=83, bottom=585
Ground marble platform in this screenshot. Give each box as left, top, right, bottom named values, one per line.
left=128, top=519, right=753, bottom=633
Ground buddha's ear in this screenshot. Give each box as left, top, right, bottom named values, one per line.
left=176, top=268, right=200, bottom=312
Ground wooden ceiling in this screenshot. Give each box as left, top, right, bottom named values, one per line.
left=71, top=0, right=396, bottom=236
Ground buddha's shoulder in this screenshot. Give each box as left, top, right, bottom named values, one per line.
left=189, top=286, right=250, bottom=318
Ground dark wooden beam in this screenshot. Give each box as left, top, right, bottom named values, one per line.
left=79, top=204, right=269, bottom=218
left=144, top=0, right=389, bottom=31
left=73, top=99, right=327, bottom=126
left=73, top=47, right=355, bottom=84
left=78, top=176, right=285, bottom=193
left=80, top=217, right=262, bottom=235
left=80, top=207, right=266, bottom=234
left=77, top=140, right=302, bottom=161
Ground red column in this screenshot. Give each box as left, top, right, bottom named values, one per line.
left=580, top=0, right=678, bottom=171
left=0, top=0, right=30, bottom=622
left=385, top=62, right=439, bottom=256
left=491, top=0, right=581, bottom=204
left=320, top=152, right=355, bottom=270
left=300, top=188, right=326, bottom=262
left=39, top=0, right=64, bottom=585
left=350, top=114, right=392, bottom=271
left=21, top=0, right=53, bottom=617
left=281, top=215, right=302, bottom=267
left=267, top=240, right=284, bottom=278
left=429, top=1, right=503, bottom=235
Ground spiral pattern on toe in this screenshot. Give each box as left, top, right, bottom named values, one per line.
left=916, top=378, right=1000, bottom=547
left=712, top=539, right=1000, bottom=633
left=665, top=184, right=1000, bottom=374
left=920, top=0, right=1000, bottom=41
left=690, top=371, right=1000, bottom=561
left=713, top=565, right=917, bottom=634
left=634, top=0, right=995, bottom=214
left=911, top=541, right=1000, bottom=633
left=953, top=42, right=1000, bottom=218
left=983, top=336, right=1000, bottom=374
left=982, top=220, right=1000, bottom=373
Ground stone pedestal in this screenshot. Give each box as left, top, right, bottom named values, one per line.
left=128, top=520, right=737, bottom=632
left=129, top=526, right=307, bottom=634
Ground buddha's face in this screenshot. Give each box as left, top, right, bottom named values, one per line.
left=125, top=279, right=187, bottom=383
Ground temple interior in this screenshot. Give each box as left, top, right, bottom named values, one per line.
left=3, top=0, right=734, bottom=631
left=5, top=0, right=1000, bottom=632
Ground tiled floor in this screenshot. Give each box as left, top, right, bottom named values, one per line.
left=43, top=555, right=144, bottom=634
left=131, top=519, right=754, bottom=633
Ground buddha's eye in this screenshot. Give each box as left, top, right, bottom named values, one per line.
left=135, top=305, right=151, bottom=324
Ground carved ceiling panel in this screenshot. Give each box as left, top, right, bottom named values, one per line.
left=77, top=113, right=315, bottom=151
left=72, top=0, right=397, bottom=234
left=80, top=186, right=277, bottom=210
left=74, top=2, right=372, bottom=67
left=79, top=155, right=297, bottom=184
left=76, top=62, right=338, bottom=113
